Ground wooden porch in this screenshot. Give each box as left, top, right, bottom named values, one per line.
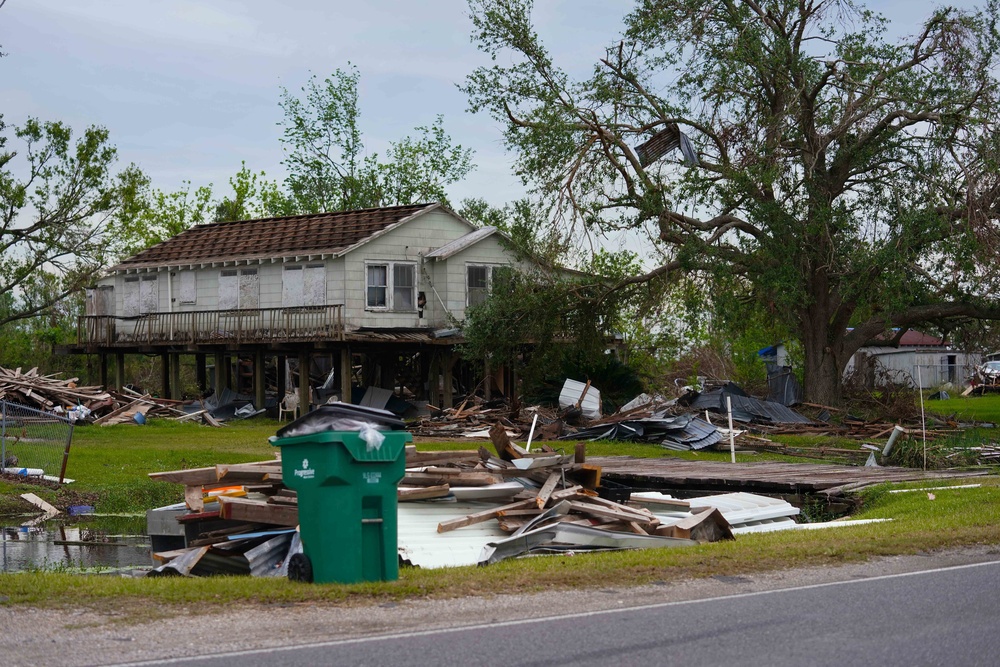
left=77, top=305, right=345, bottom=347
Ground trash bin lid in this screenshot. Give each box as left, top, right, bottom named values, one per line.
left=275, top=402, right=405, bottom=438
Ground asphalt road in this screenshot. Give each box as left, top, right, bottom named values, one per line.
left=112, top=560, right=1000, bottom=667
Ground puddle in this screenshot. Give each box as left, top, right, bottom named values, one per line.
left=1, top=519, right=152, bottom=574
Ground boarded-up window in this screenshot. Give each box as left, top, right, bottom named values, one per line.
left=304, top=264, right=326, bottom=305
left=179, top=271, right=196, bottom=305
left=140, top=275, right=158, bottom=314
left=239, top=268, right=259, bottom=309
left=96, top=286, right=114, bottom=316
left=219, top=268, right=258, bottom=310
left=283, top=266, right=304, bottom=306
left=393, top=264, right=415, bottom=311
left=219, top=270, right=238, bottom=310
left=283, top=265, right=325, bottom=307
left=123, top=277, right=140, bottom=316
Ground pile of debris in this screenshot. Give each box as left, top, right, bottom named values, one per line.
left=0, top=366, right=111, bottom=414
left=144, top=419, right=888, bottom=577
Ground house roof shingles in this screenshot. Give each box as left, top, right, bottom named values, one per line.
left=111, top=203, right=439, bottom=271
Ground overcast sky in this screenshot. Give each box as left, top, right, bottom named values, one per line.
left=1, top=0, right=963, bottom=219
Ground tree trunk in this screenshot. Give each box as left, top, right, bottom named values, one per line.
left=799, top=303, right=845, bottom=406
left=802, top=344, right=843, bottom=406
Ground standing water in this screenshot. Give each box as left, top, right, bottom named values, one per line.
left=1, top=519, right=152, bottom=574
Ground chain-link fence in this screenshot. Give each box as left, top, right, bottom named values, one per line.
left=1, top=401, right=74, bottom=483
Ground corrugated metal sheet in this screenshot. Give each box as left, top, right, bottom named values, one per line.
left=559, top=379, right=602, bottom=420
left=397, top=501, right=510, bottom=569
left=633, top=491, right=801, bottom=535
left=691, top=388, right=812, bottom=424
left=424, top=227, right=498, bottom=260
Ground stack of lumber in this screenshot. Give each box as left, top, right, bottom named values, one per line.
left=0, top=366, right=111, bottom=410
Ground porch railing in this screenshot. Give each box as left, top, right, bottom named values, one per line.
left=77, top=305, right=345, bottom=346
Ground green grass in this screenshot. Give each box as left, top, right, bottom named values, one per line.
left=2, top=414, right=1000, bottom=612
left=924, top=393, right=1000, bottom=423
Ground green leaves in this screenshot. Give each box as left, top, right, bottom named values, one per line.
left=279, top=67, right=474, bottom=212
left=0, top=117, right=140, bottom=328
left=464, top=0, right=1000, bottom=403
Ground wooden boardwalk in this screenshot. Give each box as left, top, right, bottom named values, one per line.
left=592, top=456, right=990, bottom=496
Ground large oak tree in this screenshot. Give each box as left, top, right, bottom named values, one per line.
left=464, top=0, right=1000, bottom=404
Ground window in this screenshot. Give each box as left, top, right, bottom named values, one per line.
left=367, top=265, right=388, bottom=308
left=123, top=277, right=140, bottom=316
left=467, top=265, right=512, bottom=308
left=467, top=265, right=491, bottom=307
left=283, top=264, right=326, bottom=307
left=139, top=275, right=159, bottom=314
left=95, top=285, right=114, bottom=316
left=179, top=271, right=196, bottom=305
left=366, top=262, right=417, bottom=311
left=219, top=268, right=258, bottom=310
left=393, top=264, right=415, bottom=311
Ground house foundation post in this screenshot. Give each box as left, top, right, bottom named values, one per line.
left=195, top=354, right=207, bottom=395
left=340, top=347, right=352, bottom=404
left=277, top=355, right=287, bottom=396
left=483, top=357, right=492, bottom=400
left=98, top=353, right=108, bottom=389
left=160, top=353, right=170, bottom=398
left=442, top=350, right=455, bottom=409
left=428, top=353, right=441, bottom=408
left=170, top=353, right=182, bottom=400
left=214, top=352, right=227, bottom=394
left=114, top=352, right=125, bottom=391
left=254, top=349, right=266, bottom=411
left=298, top=351, right=311, bottom=414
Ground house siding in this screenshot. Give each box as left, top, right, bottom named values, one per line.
left=94, top=207, right=526, bottom=333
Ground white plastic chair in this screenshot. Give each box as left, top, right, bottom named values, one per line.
left=278, top=392, right=300, bottom=421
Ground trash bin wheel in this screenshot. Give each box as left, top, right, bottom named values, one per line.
left=287, top=553, right=313, bottom=583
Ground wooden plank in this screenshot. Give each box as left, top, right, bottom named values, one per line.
left=437, top=499, right=535, bottom=533
left=405, top=449, right=482, bottom=466
left=216, top=463, right=282, bottom=483
left=19, top=493, right=60, bottom=515
left=398, top=484, right=451, bottom=501
left=489, top=422, right=526, bottom=461
left=535, top=472, right=562, bottom=509
left=217, top=496, right=298, bottom=526
left=148, top=466, right=220, bottom=486
left=496, top=508, right=544, bottom=517
left=566, top=500, right=659, bottom=527
left=185, top=485, right=204, bottom=512
left=660, top=508, right=734, bottom=542
left=403, top=471, right=500, bottom=487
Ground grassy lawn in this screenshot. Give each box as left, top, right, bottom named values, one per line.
left=1, top=407, right=999, bottom=611
left=924, top=392, right=1000, bottom=423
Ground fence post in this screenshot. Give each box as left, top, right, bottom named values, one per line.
left=1, top=401, right=6, bottom=468
left=59, top=421, right=74, bottom=485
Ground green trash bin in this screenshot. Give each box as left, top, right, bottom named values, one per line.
left=272, top=427, right=411, bottom=584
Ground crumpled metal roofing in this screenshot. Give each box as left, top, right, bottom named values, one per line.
left=560, top=414, right=723, bottom=450
left=690, top=387, right=812, bottom=424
